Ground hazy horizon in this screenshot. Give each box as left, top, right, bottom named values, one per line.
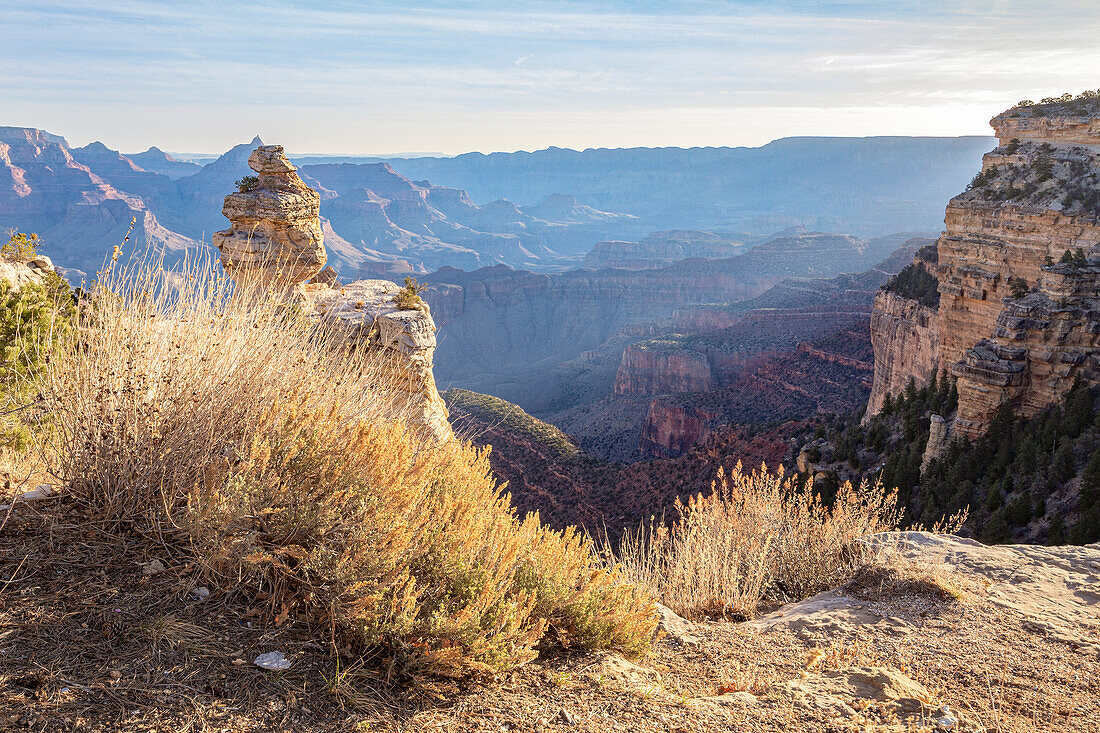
left=3, top=1, right=1098, bottom=155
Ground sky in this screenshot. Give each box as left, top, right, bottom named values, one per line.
left=2, top=1, right=1098, bottom=155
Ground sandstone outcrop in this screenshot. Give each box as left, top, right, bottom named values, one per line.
left=0, top=255, right=55, bottom=291
left=920, top=414, right=952, bottom=470
left=638, top=401, right=715, bottom=457
left=865, top=98, right=1100, bottom=437
left=213, top=145, right=327, bottom=287
left=953, top=260, right=1100, bottom=436
left=864, top=289, right=940, bottom=420
left=214, top=145, right=450, bottom=442
left=942, top=102, right=1100, bottom=437
left=613, top=345, right=716, bottom=395
left=308, top=280, right=452, bottom=442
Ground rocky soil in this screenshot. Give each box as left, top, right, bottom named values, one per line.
left=3, top=494, right=1097, bottom=732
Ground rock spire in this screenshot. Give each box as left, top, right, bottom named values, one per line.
left=213, top=145, right=326, bottom=287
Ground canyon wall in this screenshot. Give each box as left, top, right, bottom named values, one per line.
left=864, top=289, right=940, bottom=419
left=422, top=232, right=906, bottom=413
left=865, top=99, right=1100, bottom=437
left=952, top=261, right=1100, bottom=436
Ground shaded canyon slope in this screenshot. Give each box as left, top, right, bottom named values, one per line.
left=444, top=388, right=801, bottom=536
left=423, top=232, right=921, bottom=408
left=427, top=236, right=928, bottom=461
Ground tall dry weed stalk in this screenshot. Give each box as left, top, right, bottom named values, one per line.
left=616, top=463, right=901, bottom=620
left=39, top=251, right=654, bottom=675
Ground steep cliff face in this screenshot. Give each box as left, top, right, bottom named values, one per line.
left=940, top=101, right=1100, bottom=437
left=614, top=346, right=714, bottom=394
left=953, top=261, right=1100, bottom=436
left=864, top=290, right=940, bottom=419
left=638, top=401, right=715, bottom=457
left=864, top=98, right=1100, bottom=437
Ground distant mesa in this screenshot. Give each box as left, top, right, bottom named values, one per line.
left=523, top=193, right=637, bottom=224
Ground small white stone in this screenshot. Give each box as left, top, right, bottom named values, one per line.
left=20, top=484, right=53, bottom=501
left=254, top=651, right=291, bottom=671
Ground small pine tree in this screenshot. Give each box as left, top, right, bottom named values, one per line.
left=1008, top=276, right=1030, bottom=300
left=1048, top=515, right=1067, bottom=545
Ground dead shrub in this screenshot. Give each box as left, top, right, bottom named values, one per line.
left=39, top=253, right=654, bottom=676
left=616, top=463, right=901, bottom=620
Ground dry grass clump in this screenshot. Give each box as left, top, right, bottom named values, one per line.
left=616, top=464, right=901, bottom=620
left=844, top=561, right=968, bottom=604
left=846, top=530, right=977, bottom=605
left=36, top=253, right=654, bottom=676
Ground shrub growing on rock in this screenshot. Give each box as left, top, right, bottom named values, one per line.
left=235, top=175, right=259, bottom=193
left=1, top=231, right=41, bottom=261
left=395, top=276, right=425, bottom=311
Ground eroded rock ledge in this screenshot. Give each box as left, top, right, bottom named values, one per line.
left=215, top=145, right=451, bottom=442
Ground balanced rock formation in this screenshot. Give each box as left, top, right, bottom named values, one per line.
left=865, top=96, right=1100, bottom=436
left=214, top=145, right=450, bottom=442
left=213, top=145, right=326, bottom=287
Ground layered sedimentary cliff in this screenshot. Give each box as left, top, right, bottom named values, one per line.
left=864, top=289, right=940, bottom=419
left=215, top=146, right=451, bottom=441
left=583, top=231, right=743, bottom=270
left=614, top=346, right=715, bottom=394
left=865, top=97, right=1100, bottom=437
left=638, top=402, right=716, bottom=457
left=953, top=260, right=1100, bottom=436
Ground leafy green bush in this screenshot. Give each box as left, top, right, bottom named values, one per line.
left=1, top=231, right=41, bottom=261
left=0, top=273, right=74, bottom=451
left=1008, top=276, right=1030, bottom=300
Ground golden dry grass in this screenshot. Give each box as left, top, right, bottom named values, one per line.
left=615, top=464, right=901, bottom=620
left=29, top=252, right=655, bottom=677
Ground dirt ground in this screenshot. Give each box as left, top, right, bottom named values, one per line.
left=2, top=498, right=1098, bottom=732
